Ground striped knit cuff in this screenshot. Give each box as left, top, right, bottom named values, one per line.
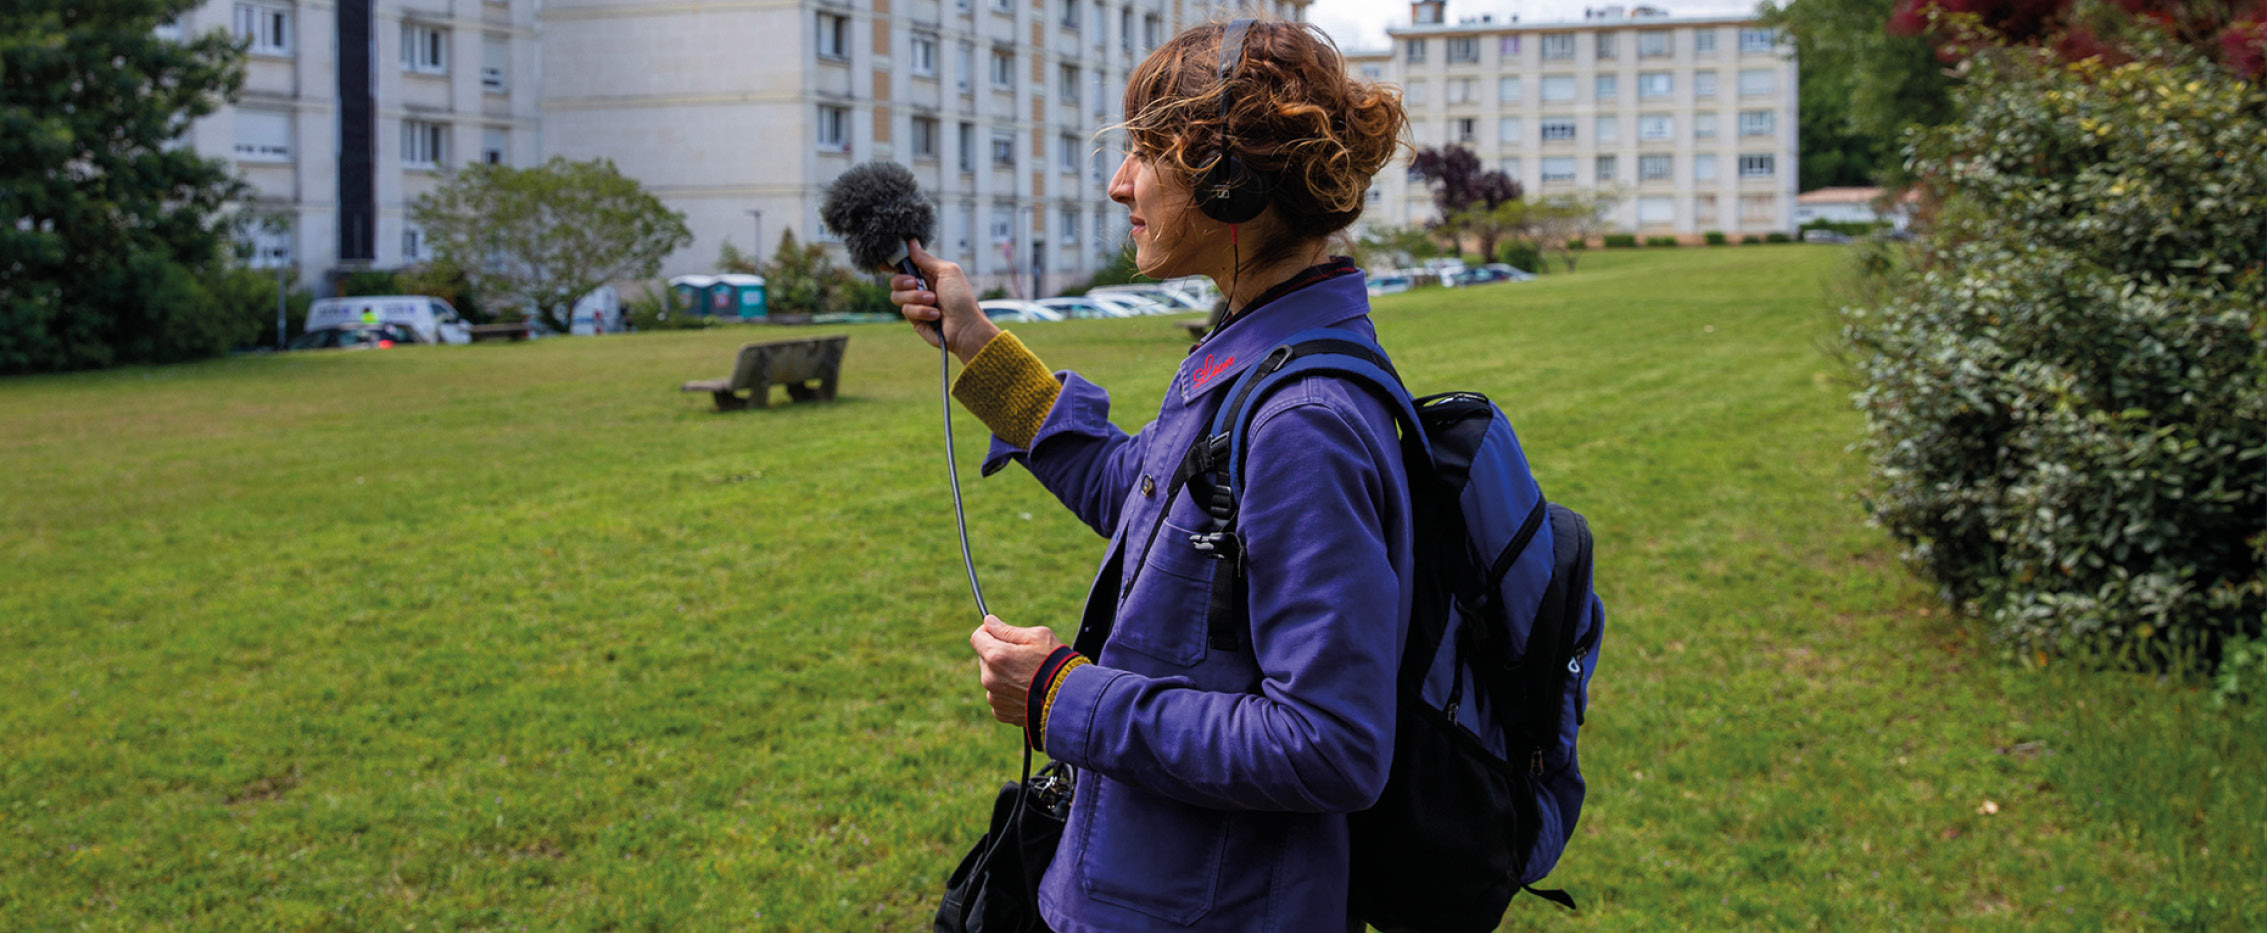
left=1024, top=646, right=1089, bottom=754
left=951, top=331, right=1060, bottom=449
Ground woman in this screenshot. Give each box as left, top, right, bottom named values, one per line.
left=892, top=18, right=1409, bottom=932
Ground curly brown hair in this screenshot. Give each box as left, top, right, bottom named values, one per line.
left=1117, top=17, right=1407, bottom=274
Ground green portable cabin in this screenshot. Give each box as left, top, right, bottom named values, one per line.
left=669, top=275, right=718, bottom=316
left=709, top=274, right=767, bottom=320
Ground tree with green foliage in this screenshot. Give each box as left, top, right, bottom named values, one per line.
left=1, top=0, right=258, bottom=373
left=1843, top=39, right=2265, bottom=675
left=410, top=157, right=690, bottom=334
left=1761, top=0, right=1957, bottom=187
left=1523, top=194, right=1615, bottom=273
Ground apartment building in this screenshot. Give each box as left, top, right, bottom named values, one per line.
left=1351, top=0, right=1799, bottom=244
left=181, top=0, right=1301, bottom=296
left=178, top=0, right=542, bottom=286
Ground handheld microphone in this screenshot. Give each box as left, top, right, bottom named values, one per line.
left=819, top=161, right=987, bottom=621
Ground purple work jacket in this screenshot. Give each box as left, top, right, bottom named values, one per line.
left=980, top=270, right=1415, bottom=932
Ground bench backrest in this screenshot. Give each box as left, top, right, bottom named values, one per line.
left=731, top=335, right=849, bottom=389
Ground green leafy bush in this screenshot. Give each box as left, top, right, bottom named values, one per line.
left=1564, top=238, right=1587, bottom=251
left=1644, top=236, right=1679, bottom=248
left=1801, top=218, right=1890, bottom=238
left=1741, top=235, right=1766, bottom=246
left=1764, top=232, right=1793, bottom=243
left=1704, top=230, right=1728, bottom=246
left=1602, top=233, right=1639, bottom=249
left=1495, top=239, right=1543, bottom=274
left=1842, top=45, right=2266, bottom=671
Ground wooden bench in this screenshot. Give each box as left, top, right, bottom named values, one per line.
left=469, top=323, right=531, bottom=342
left=680, top=335, right=849, bottom=411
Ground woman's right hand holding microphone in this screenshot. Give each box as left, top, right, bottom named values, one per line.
left=890, top=240, right=999, bottom=364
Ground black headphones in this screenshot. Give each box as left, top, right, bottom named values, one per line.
left=1195, top=19, right=1275, bottom=225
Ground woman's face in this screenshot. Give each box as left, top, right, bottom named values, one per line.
left=1109, top=150, right=1210, bottom=279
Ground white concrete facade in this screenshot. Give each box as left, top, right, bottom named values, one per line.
left=1349, top=1, right=1800, bottom=244
left=540, top=0, right=1303, bottom=298
left=182, top=0, right=543, bottom=287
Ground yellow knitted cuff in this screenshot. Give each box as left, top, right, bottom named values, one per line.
left=951, top=331, right=1060, bottom=449
left=1038, top=655, right=1090, bottom=744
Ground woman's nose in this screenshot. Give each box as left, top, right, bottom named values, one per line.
left=1108, top=154, right=1135, bottom=205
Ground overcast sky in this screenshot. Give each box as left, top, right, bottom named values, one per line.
left=1303, top=0, right=1765, bottom=52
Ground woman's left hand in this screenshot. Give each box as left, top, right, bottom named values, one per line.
left=970, top=615, right=1066, bottom=727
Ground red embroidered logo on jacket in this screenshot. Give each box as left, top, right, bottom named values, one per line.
left=1193, top=354, right=1235, bottom=388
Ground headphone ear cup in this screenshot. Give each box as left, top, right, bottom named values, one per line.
left=1197, top=156, right=1271, bottom=225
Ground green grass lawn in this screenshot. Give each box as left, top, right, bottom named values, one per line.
left=3, top=245, right=2258, bottom=931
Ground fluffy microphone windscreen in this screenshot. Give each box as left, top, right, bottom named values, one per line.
left=819, top=161, right=939, bottom=271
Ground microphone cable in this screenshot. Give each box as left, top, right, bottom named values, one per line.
left=902, top=256, right=988, bottom=620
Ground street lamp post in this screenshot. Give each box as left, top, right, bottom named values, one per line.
left=747, top=209, right=764, bottom=263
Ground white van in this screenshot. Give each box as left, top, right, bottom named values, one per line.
left=305, top=295, right=471, bottom=345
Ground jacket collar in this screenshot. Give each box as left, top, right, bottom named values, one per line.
left=1177, top=269, right=1372, bottom=405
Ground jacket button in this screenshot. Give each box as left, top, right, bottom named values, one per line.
left=1141, top=475, right=1155, bottom=497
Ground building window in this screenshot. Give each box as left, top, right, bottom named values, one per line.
left=401, top=23, right=447, bottom=74
left=1060, top=207, right=1081, bottom=246
left=1695, top=70, right=1717, bottom=98
left=246, top=223, right=291, bottom=267
left=1638, top=30, right=1670, bottom=58
left=1740, top=28, right=1778, bottom=53
left=1638, top=195, right=1674, bottom=225
left=1360, top=63, right=1384, bottom=81
left=990, top=205, right=1013, bottom=246
left=1638, top=71, right=1672, bottom=99
left=234, top=3, right=291, bottom=56
left=1454, top=117, right=1476, bottom=144
left=1740, top=110, right=1776, bottom=136
left=1447, top=36, right=1479, bottom=63
left=1540, top=119, right=1576, bottom=142
left=1059, top=134, right=1078, bottom=172
left=1695, top=112, right=1717, bottom=139
left=991, top=130, right=1015, bottom=166
left=1594, top=74, right=1617, bottom=101
left=1060, top=64, right=1081, bottom=102
left=481, top=37, right=507, bottom=92
left=1739, top=68, right=1777, bottom=96
left=1498, top=75, right=1522, bottom=102
left=1739, top=153, right=1775, bottom=178
left=1540, top=75, right=1575, bottom=102
left=402, top=120, right=445, bottom=168
left=1596, top=31, right=1616, bottom=60
left=1541, top=33, right=1575, bottom=60
left=1639, top=153, right=1672, bottom=180
left=1122, top=8, right=1135, bottom=49
left=1694, top=28, right=1717, bottom=56
left=816, top=105, right=848, bottom=151
left=912, top=117, right=939, bottom=159
left=1093, top=2, right=1106, bottom=47
left=911, top=34, right=938, bottom=77
left=958, top=122, right=975, bottom=172
left=481, top=127, right=507, bottom=164
left=1497, top=157, right=1520, bottom=177
left=1638, top=113, right=1672, bottom=140
left=991, top=0, right=1013, bottom=13
left=990, top=49, right=1014, bottom=89
left=1541, top=156, right=1576, bottom=182
left=1740, top=193, right=1776, bottom=221
left=1409, top=121, right=1429, bottom=145
left=234, top=109, right=292, bottom=162
left=1060, top=0, right=1079, bottom=29
left=1695, top=193, right=1718, bottom=222
left=1447, top=77, right=1475, bottom=104
left=1499, top=35, right=1521, bottom=56
left=1595, top=116, right=1617, bottom=143
left=402, top=223, right=426, bottom=262
left=1143, top=14, right=1162, bottom=50
left=1497, top=116, right=1522, bottom=143
left=1594, top=155, right=1616, bottom=182
left=1406, top=81, right=1428, bottom=105
left=1694, top=153, right=1718, bottom=181
left=1406, top=38, right=1427, bottom=64
left=817, top=13, right=848, bottom=60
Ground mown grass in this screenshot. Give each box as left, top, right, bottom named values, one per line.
left=2, top=246, right=2257, bottom=931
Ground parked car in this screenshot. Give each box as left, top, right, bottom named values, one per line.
left=1084, top=293, right=1175, bottom=317
left=1367, top=274, right=1414, bottom=297
left=1089, top=284, right=1208, bottom=313
left=978, top=299, right=1062, bottom=323
left=286, top=323, right=422, bottom=351
left=1801, top=229, right=1853, bottom=244
left=1481, top=263, right=1538, bottom=281
left=304, top=295, right=470, bottom=345
left=1036, top=297, right=1131, bottom=319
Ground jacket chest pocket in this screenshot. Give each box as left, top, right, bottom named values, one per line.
left=1110, top=511, right=1219, bottom=668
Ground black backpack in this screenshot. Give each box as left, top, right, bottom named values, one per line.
left=1171, top=329, right=1605, bottom=932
